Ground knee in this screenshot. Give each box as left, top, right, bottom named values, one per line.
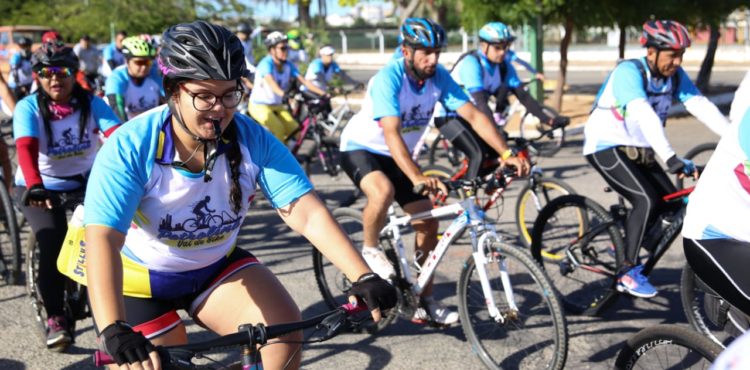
left=362, top=178, right=394, bottom=209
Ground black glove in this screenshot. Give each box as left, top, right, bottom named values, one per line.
left=349, top=273, right=397, bottom=312
left=551, top=115, right=570, bottom=129
left=666, top=155, right=696, bottom=175
left=21, top=184, right=50, bottom=206
left=99, top=321, right=156, bottom=366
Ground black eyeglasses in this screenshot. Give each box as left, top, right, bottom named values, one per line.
left=180, top=85, right=243, bottom=111
left=491, top=42, right=511, bottom=51
left=276, top=45, right=289, bottom=52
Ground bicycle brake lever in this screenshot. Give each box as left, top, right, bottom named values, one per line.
left=317, top=310, right=348, bottom=340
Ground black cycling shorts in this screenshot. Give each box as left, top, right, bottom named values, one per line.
left=92, top=247, right=261, bottom=339
left=340, top=149, right=427, bottom=207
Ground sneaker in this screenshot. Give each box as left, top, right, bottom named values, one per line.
left=412, top=296, right=459, bottom=325
left=361, top=246, right=396, bottom=280
left=46, top=315, right=72, bottom=350
left=616, top=265, right=658, bottom=298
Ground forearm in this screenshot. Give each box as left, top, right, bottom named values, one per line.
left=278, top=193, right=371, bottom=281
left=627, top=99, right=675, bottom=162
left=15, top=137, right=42, bottom=187
left=457, top=103, right=510, bottom=156
left=513, top=87, right=550, bottom=121
left=106, top=94, right=127, bottom=122
left=264, top=75, right=286, bottom=97
left=513, top=59, right=538, bottom=75
left=684, top=96, right=730, bottom=136
left=385, top=130, right=422, bottom=183
left=85, top=225, right=127, bottom=328
left=299, top=76, right=325, bottom=96
left=0, top=80, right=16, bottom=112
left=470, top=90, right=494, bottom=121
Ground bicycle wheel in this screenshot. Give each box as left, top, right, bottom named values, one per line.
left=530, top=195, right=625, bottom=315
left=515, top=176, right=576, bottom=248
left=427, top=134, right=464, bottom=167
left=458, top=241, right=567, bottom=370
left=307, top=136, right=361, bottom=208
left=0, top=182, right=21, bottom=284
left=676, top=142, right=717, bottom=190
left=25, top=233, right=48, bottom=342
left=311, top=208, right=398, bottom=332
left=614, top=324, right=722, bottom=370
left=522, top=105, right=565, bottom=157
left=680, top=264, right=733, bottom=347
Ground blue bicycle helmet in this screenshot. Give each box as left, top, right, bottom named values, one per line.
left=400, top=18, right=446, bottom=49
left=478, top=22, right=515, bottom=44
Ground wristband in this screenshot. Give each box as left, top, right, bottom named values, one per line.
left=501, top=149, right=513, bottom=161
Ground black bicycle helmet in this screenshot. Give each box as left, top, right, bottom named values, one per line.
left=158, top=20, right=246, bottom=81
left=17, top=37, right=32, bottom=47
left=31, top=43, right=79, bottom=71
left=236, top=23, right=251, bottom=34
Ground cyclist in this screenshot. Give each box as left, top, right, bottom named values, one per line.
left=583, top=20, right=729, bottom=298
left=104, top=36, right=163, bottom=121
left=0, top=73, right=16, bottom=190
left=101, top=30, right=127, bottom=78
left=433, top=21, right=568, bottom=179
left=13, top=42, right=120, bottom=351
left=339, top=18, right=529, bottom=325
left=73, top=35, right=101, bottom=90
left=248, top=31, right=327, bottom=143
left=302, top=45, right=360, bottom=93
left=8, top=37, right=34, bottom=100
left=682, top=94, right=750, bottom=333
left=82, top=21, right=396, bottom=370
left=286, top=29, right=307, bottom=66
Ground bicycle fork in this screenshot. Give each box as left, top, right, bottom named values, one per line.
left=471, top=231, right=519, bottom=324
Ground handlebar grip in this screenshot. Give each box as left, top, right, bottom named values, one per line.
left=341, top=301, right=369, bottom=314
left=94, top=351, right=113, bottom=366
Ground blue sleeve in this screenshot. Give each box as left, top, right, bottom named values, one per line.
left=83, top=113, right=160, bottom=232
left=289, top=63, right=300, bottom=78
left=104, top=68, right=128, bottom=96
left=91, top=96, right=121, bottom=131
left=308, top=59, right=323, bottom=74
left=674, top=67, right=701, bottom=103
left=332, top=62, right=341, bottom=74
left=256, top=57, right=273, bottom=78
left=237, top=116, right=313, bottom=208
left=12, top=97, right=39, bottom=138
left=738, top=110, right=750, bottom=160
left=370, top=64, right=402, bottom=120
left=504, top=63, right=522, bottom=88
left=436, top=66, right=470, bottom=111
left=149, top=65, right=164, bottom=96
left=506, top=50, right=518, bottom=62
left=511, top=56, right=538, bottom=75
left=457, top=55, right=484, bottom=92
left=10, top=53, right=21, bottom=67
left=611, top=62, right=648, bottom=106
left=102, top=44, right=114, bottom=61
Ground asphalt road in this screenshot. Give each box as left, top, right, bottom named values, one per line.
left=0, top=114, right=723, bottom=369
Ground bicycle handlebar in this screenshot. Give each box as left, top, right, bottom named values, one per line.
left=415, top=166, right=518, bottom=195
left=93, top=302, right=367, bottom=368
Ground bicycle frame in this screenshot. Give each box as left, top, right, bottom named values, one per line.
left=383, top=191, right=518, bottom=323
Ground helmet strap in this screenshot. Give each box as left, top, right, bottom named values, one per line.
left=167, top=98, right=223, bottom=182
left=647, top=49, right=668, bottom=80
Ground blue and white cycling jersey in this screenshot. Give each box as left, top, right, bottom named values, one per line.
left=683, top=107, right=750, bottom=242
left=340, top=57, right=469, bottom=157
left=435, top=50, right=521, bottom=117
left=105, top=65, right=162, bottom=120
left=84, top=106, right=312, bottom=272
left=250, top=55, right=300, bottom=106
left=583, top=57, right=699, bottom=155
left=302, top=58, right=341, bottom=91
left=101, top=43, right=125, bottom=77
left=8, top=52, right=34, bottom=88
left=13, top=94, right=120, bottom=190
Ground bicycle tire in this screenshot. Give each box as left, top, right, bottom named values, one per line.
left=613, top=324, right=722, bottom=370
left=530, top=195, right=624, bottom=315
left=521, top=105, right=565, bottom=157
left=0, top=181, right=21, bottom=284
left=25, top=233, right=48, bottom=343
left=311, top=208, right=398, bottom=332
left=306, top=137, right=361, bottom=208
left=427, top=134, right=464, bottom=168
left=676, top=142, right=717, bottom=190
left=515, top=176, right=576, bottom=249
left=680, top=263, right=733, bottom=348
left=457, top=241, right=568, bottom=370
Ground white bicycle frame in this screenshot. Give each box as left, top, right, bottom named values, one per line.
left=382, top=194, right=520, bottom=323
left=323, top=95, right=352, bottom=135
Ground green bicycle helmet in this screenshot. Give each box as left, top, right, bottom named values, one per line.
left=122, top=36, right=156, bottom=58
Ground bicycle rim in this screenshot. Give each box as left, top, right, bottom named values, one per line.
left=680, top=264, right=733, bottom=347
left=0, top=183, right=21, bottom=284
left=523, top=106, right=565, bottom=157
left=530, top=195, right=624, bottom=315
left=458, top=242, right=567, bottom=370
left=614, top=324, right=722, bottom=370
left=515, top=177, right=575, bottom=249
left=26, top=233, right=47, bottom=341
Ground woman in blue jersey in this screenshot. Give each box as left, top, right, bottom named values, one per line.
left=83, top=21, right=396, bottom=370
left=13, top=42, right=121, bottom=351
left=104, top=36, right=163, bottom=121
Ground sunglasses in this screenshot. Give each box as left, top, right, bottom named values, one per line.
left=276, top=46, right=289, bottom=52
left=130, top=59, right=153, bottom=67
left=37, top=66, right=73, bottom=79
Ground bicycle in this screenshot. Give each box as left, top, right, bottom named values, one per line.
left=26, top=191, right=89, bottom=350
left=312, top=173, right=568, bottom=370
left=529, top=185, right=693, bottom=315
left=421, top=127, right=576, bottom=248
left=676, top=142, right=717, bottom=190
left=0, top=120, right=22, bottom=285
left=613, top=324, right=724, bottom=370
left=94, top=302, right=368, bottom=369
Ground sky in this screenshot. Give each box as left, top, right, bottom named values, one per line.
left=251, top=0, right=388, bottom=22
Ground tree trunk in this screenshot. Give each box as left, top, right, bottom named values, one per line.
left=298, top=0, right=311, bottom=27
left=696, top=23, right=720, bottom=93
left=551, top=15, right=574, bottom=111
left=618, top=22, right=626, bottom=60
left=397, top=0, right=421, bottom=24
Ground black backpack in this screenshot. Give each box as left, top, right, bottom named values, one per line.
left=450, top=50, right=508, bottom=88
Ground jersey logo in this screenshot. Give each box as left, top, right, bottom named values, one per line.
left=157, top=195, right=243, bottom=249
left=47, top=127, right=92, bottom=158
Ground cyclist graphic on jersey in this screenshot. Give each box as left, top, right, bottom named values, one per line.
left=192, top=196, right=215, bottom=227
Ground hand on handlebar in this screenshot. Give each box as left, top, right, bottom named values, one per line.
left=413, top=174, right=449, bottom=196
left=99, top=321, right=160, bottom=370
left=535, top=73, right=545, bottom=82
left=550, top=115, right=570, bottom=129
left=502, top=156, right=531, bottom=178
left=21, top=184, right=53, bottom=209
left=667, top=156, right=699, bottom=180
left=348, top=273, right=397, bottom=322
